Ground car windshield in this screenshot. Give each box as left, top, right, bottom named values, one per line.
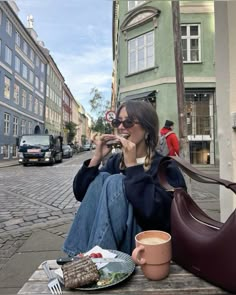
left=20, top=135, right=50, bottom=146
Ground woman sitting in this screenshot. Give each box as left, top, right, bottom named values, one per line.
left=63, top=100, right=186, bottom=256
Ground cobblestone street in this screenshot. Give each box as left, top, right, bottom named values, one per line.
left=0, top=153, right=90, bottom=276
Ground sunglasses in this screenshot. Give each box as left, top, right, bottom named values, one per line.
left=111, top=118, right=139, bottom=129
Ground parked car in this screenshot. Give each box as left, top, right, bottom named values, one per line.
left=62, top=144, right=73, bottom=158
left=83, top=143, right=91, bottom=151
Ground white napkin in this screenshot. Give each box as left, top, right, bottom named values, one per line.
left=54, top=245, right=117, bottom=280
left=85, top=245, right=117, bottom=270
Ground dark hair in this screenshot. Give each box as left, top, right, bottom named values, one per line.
left=116, top=100, right=159, bottom=153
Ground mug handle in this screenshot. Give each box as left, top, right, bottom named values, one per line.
left=132, top=245, right=146, bottom=265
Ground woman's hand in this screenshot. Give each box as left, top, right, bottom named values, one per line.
left=88, top=134, right=117, bottom=167
left=116, top=135, right=137, bottom=167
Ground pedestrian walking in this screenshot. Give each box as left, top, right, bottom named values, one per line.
left=159, top=120, right=179, bottom=156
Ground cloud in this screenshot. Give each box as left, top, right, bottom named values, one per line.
left=52, top=46, right=112, bottom=112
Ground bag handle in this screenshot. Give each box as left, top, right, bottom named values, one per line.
left=158, top=155, right=236, bottom=194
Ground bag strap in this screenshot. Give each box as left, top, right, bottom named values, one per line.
left=165, top=131, right=174, bottom=138
left=158, top=155, right=236, bottom=194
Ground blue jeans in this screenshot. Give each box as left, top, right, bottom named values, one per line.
left=63, top=172, right=142, bottom=256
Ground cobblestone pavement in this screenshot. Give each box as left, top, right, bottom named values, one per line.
left=0, top=152, right=92, bottom=271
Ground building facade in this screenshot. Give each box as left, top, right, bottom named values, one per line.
left=0, top=1, right=47, bottom=160
left=112, top=0, right=216, bottom=165
left=44, top=55, right=64, bottom=136
left=0, top=1, right=92, bottom=160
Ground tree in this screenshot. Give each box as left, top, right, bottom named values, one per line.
left=89, top=87, right=112, bottom=134
left=91, top=117, right=112, bottom=134
left=89, top=87, right=110, bottom=117
left=65, top=122, right=77, bottom=143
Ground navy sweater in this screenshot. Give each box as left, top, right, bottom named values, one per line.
left=73, top=152, right=186, bottom=232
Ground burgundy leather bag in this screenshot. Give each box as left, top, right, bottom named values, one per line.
left=158, top=156, right=236, bottom=293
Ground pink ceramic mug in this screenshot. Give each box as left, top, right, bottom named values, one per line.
left=132, top=230, right=172, bottom=280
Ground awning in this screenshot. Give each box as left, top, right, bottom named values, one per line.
left=123, top=90, right=156, bottom=101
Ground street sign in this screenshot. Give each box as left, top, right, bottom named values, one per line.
left=105, top=110, right=116, bottom=122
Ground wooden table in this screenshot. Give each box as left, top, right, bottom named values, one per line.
left=17, top=260, right=230, bottom=295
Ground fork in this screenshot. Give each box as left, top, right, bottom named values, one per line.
left=42, top=261, right=62, bottom=294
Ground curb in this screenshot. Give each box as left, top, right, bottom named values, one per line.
left=0, top=162, right=20, bottom=168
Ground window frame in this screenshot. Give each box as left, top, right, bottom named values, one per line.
left=6, top=18, right=12, bottom=36
left=4, top=113, right=10, bottom=135
left=4, top=76, right=11, bottom=99
left=21, top=119, right=26, bottom=135
left=15, top=31, right=21, bottom=47
left=128, top=31, right=154, bottom=75
left=181, top=24, right=201, bottom=63
left=13, top=83, right=20, bottom=104
left=22, top=89, right=27, bottom=108
left=128, top=0, right=146, bottom=11
left=13, top=116, right=18, bottom=136
left=15, top=55, right=21, bottom=73
left=5, top=46, right=12, bottom=65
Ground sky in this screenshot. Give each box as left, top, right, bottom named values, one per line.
left=16, top=0, right=113, bottom=116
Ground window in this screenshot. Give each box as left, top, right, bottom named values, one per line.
left=128, top=0, right=146, bottom=11
left=4, top=76, right=11, bottom=99
left=15, top=31, right=21, bottom=47
left=41, top=63, right=44, bottom=73
left=36, top=55, right=39, bottom=67
left=28, top=121, right=32, bottom=134
left=23, top=40, right=28, bottom=55
left=4, top=113, right=10, bottom=135
left=0, top=39, right=2, bottom=56
left=22, top=89, right=27, bottom=108
left=15, top=56, right=20, bottom=73
left=30, top=48, right=34, bottom=61
left=13, top=117, right=18, bottom=136
left=35, top=76, right=39, bottom=89
left=12, top=144, right=17, bottom=157
left=128, top=31, right=154, bottom=74
left=13, top=84, right=20, bottom=104
left=39, top=102, right=43, bottom=117
left=3, top=145, right=9, bottom=159
left=34, top=98, right=39, bottom=114
left=6, top=19, right=12, bottom=36
left=5, top=46, right=12, bottom=65
left=29, top=70, right=34, bottom=84
left=181, top=24, right=201, bottom=62
left=22, top=63, right=28, bottom=79
left=40, top=81, right=44, bottom=92
left=28, top=94, right=33, bottom=111
left=21, top=120, right=26, bottom=135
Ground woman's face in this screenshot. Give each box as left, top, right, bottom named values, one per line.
left=117, top=106, right=146, bottom=148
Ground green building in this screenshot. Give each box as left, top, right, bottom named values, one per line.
left=112, top=1, right=216, bottom=165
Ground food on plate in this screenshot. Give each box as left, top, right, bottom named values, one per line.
left=106, top=134, right=130, bottom=148
left=97, top=271, right=128, bottom=286
left=62, top=256, right=100, bottom=288
left=89, top=252, right=103, bottom=258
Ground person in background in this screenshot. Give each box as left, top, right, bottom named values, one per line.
left=160, top=120, right=180, bottom=156
left=63, top=101, right=186, bottom=256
